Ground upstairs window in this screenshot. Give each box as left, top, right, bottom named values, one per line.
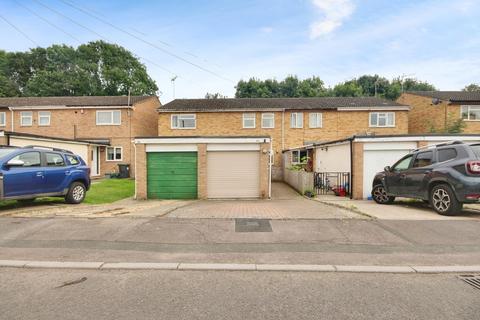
left=243, top=113, right=256, bottom=128
left=309, top=113, right=323, bottom=128
left=0, top=112, right=5, bottom=126
left=171, top=114, right=196, bottom=129
left=20, top=111, right=33, bottom=126
left=369, top=112, right=395, bottom=127
left=461, top=105, right=480, bottom=121
left=38, top=111, right=51, bottom=126
left=290, top=112, right=303, bottom=128
left=96, top=110, right=121, bottom=125
left=261, top=113, right=274, bottom=128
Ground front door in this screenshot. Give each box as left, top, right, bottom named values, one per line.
left=91, top=147, right=100, bottom=177
left=3, top=151, right=45, bottom=197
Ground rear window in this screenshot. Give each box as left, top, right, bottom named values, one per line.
left=66, top=154, right=80, bottom=165
left=472, top=145, right=480, bottom=158
left=437, top=148, right=457, bottom=162
left=413, top=151, right=434, bottom=168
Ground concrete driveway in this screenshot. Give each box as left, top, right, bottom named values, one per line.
left=165, top=183, right=363, bottom=219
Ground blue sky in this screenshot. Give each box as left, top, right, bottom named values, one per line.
left=1, top=0, right=479, bottom=102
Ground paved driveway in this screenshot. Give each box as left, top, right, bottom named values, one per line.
left=165, top=183, right=363, bottom=219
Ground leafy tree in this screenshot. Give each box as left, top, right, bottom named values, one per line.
left=463, top=83, right=480, bottom=92
left=333, top=81, right=362, bottom=97
left=235, top=76, right=329, bottom=98
left=0, top=41, right=158, bottom=97
left=205, top=92, right=227, bottom=99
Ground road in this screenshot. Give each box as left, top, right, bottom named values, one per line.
left=1, top=268, right=479, bottom=320
left=1, top=217, right=480, bottom=265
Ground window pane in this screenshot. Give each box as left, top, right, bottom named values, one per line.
left=46, top=153, right=65, bottom=166
left=290, top=113, right=296, bottom=127
left=387, top=113, right=394, bottom=126
left=370, top=113, right=378, bottom=126
left=97, top=112, right=112, bottom=124
left=393, top=155, right=412, bottom=171
left=0, top=112, right=5, bottom=126
left=112, top=111, right=121, bottom=124
left=461, top=106, right=469, bottom=120
left=12, top=152, right=41, bottom=167
left=378, top=116, right=387, bottom=126
left=309, top=113, right=322, bottom=128
left=66, top=155, right=80, bottom=165
left=438, top=148, right=457, bottom=162
left=21, top=112, right=32, bottom=126
left=107, top=147, right=114, bottom=160
left=39, top=111, right=50, bottom=125
left=413, top=151, right=433, bottom=168
left=262, top=113, right=274, bottom=128
left=243, top=113, right=255, bottom=128
left=292, top=151, right=299, bottom=163
left=469, top=107, right=480, bottom=120
left=115, top=148, right=122, bottom=160
left=297, top=113, right=303, bottom=127
left=172, top=115, right=178, bottom=128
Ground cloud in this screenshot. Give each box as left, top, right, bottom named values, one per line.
left=309, top=0, right=355, bottom=39
left=260, top=26, right=274, bottom=34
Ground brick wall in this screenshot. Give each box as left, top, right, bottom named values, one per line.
left=134, top=143, right=147, bottom=199
left=158, top=109, right=409, bottom=180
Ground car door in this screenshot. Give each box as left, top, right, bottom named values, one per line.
left=403, top=151, right=435, bottom=196
left=2, top=151, right=44, bottom=197
left=384, top=154, right=414, bottom=196
left=43, top=152, right=69, bottom=193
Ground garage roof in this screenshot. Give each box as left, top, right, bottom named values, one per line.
left=407, top=91, right=480, bottom=102
left=0, top=96, right=156, bottom=108
left=159, top=97, right=406, bottom=112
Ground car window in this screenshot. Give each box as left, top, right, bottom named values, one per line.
left=471, top=145, right=480, bottom=158
left=437, top=148, right=457, bottom=162
left=66, top=154, right=80, bottom=166
left=413, top=151, right=434, bottom=168
left=46, top=152, right=65, bottom=167
left=10, top=152, right=41, bottom=167
left=392, top=155, right=413, bottom=171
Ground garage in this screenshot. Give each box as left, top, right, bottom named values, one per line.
left=362, top=142, right=417, bottom=199
left=146, top=152, right=198, bottom=199
left=207, top=151, right=260, bottom=198
left=134, top=137, right=272, bottom=200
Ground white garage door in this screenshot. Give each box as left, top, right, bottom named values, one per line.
left=207, top=151, right=260, bottom=198
left=362, top=142, right=417, bottom=199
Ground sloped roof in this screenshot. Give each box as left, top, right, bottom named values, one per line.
left=0, top=96, right=155, bottom=108
left=407, top=91, right=480, bottom=102
left=159, top=97, right=406, bottom=112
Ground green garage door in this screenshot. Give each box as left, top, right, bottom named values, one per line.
left=147, top=152, right=198, bottom=199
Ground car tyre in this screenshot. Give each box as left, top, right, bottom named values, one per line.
left=429, top=184, right=462, bottom=216
left=372, top=185, right=395, bottom=204
left=65, top=182, right=86, bottom=204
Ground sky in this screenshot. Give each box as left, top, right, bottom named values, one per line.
left=1, top=0, right=479, bottom=102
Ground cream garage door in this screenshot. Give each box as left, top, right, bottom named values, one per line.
left=207, top=151, right=260, bottom=198
left=362, top=142, right=417, bottom=199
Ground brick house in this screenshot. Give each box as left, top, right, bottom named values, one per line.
left=397, top=91, right=480, bottom=134
left=0, top=96, right=160, bottom=177
left=157, top=97, right=410, bottom=180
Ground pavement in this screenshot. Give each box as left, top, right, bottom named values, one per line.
left=1, top=268, right=479, bottom=320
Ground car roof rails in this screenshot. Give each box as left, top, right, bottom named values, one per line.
left=22, top=145, right=74, bottom=154
left=413, top=140, right=464, bottom=153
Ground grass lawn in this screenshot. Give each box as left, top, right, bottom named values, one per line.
left=0, top=178, right=135, bottom=210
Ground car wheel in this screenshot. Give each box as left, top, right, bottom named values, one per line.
left=65, top=182, right=86, bottom=204
left=429, top=184, right=463, bottom=216
left=372, top=185, right=395, bottom=204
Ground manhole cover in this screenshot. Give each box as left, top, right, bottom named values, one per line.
left=458, top=275, right=480, bottom=290
left=235, top=219, right=272, bottom=232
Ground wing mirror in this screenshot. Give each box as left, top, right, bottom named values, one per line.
left=384, top=166, right=391, bottom=172
left=6, top=159, right=25, bottom=167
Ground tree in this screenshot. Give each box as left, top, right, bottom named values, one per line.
left=333, top=81, right=362, bottom=97
left=235, top=76, right=329, bottom=98
left=463, top=83, right=480, bottom=92
left=0, top=41, right=158, bottom=97
left=205, top=92, right=227, bottom=99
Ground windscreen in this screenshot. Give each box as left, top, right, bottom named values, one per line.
left=0, top=149, right=16, bottom=159
left=471, top=144, right=480, bottom=158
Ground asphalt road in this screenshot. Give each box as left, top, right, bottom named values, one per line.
left=1, top=268, right=479, bottom=320
left=1, top=217, right=480, bottom=265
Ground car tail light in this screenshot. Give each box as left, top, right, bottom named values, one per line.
left=466, top=161, right=480, bottom=175
left=465, top=194, right=480, bottom=200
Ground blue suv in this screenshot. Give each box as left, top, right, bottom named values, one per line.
left=0, top=146, right=90, bottom=204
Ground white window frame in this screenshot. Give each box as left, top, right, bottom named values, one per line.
left=261, top=113, right=275, bottom=128
left=291, top=150, right=308, bottom=164
left=96, top=110, right=121, bottom=126
left=0, top=112, right=5, bottom=127
left=20, top=111, right=33, bottom=127
left=369, top=112, right=395, bottom=127
left=242, top=113, right=256, bottom=129
left=38, top=111, right=51, bottom=126
left=309, top=112, right=323, bottom=128
left=171, top=114, right=196, bottom=129
left=106, top=146, right=123, bottom=162
left=290, top=112, right=303, bottom=128
left=461, top=105, right=480, bottom=121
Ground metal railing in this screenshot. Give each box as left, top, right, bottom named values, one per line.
left=314, top=172, right=351, bottom=197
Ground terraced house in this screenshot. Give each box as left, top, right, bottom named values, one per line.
left=156, top=97, right=411, bottom=180
left=397, top=91, right=480, bottom=134
left=0, top=96, right=160, bottom=177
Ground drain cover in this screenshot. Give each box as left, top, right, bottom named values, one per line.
left=458, top=275, right=480, bottom=290
left=235, top=219, right=272, bottom=232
